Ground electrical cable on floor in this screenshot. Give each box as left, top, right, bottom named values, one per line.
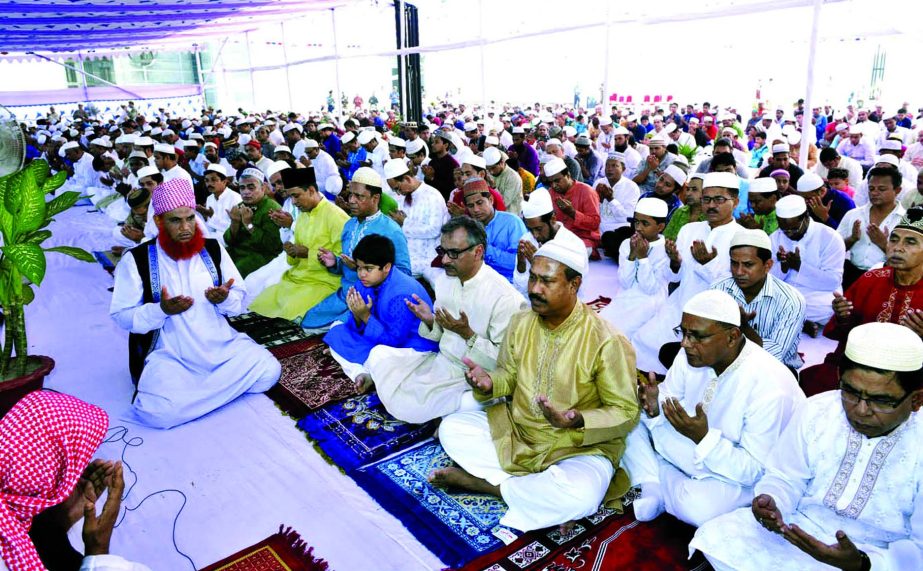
left=104, top=426, right=197, bottom=571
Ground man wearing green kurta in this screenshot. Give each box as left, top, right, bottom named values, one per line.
left=249, top=167, right=350, bottom=320
left=431, top=231, right=640, bottom=533
left=224, top=168, right=283, bottom=277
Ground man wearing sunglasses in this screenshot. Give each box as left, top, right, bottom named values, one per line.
left=623, top=289, right=803, bottom=527
left=368, top=216, right=525, bottom=424
left=693, top=322, right=923, bottom=571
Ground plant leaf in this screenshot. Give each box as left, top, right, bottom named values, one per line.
left=41, top=170, right=68, bottom=196
left=29, top=160, right=50, bottom=189
left=20, top=283, right=34, bottom=305
left=2, top=244, right=46, bottom=286
left=46, top=191, right=83, bottom=219
left=22, top=230, right=52, bottom=245
left=3, top=171, right=23, bottom=220
left=44, top=245, right=95, bottom=263
left=13, top=166, right=47, bottom=236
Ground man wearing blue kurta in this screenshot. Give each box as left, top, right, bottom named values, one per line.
left=462, top=177, right=528, bottom=282
left=325, top=233, right=437, bottom=392
left=303, top=167, right=410, bottom=329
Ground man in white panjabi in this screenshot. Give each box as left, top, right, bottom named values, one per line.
left=110, top=178, right=281, bottom=429
left=622, top=290, right=805, bottom=526
left=198, top=163, right=242, bottom=245
left=512, top=187, right=584, bottom=298
left=366, top=216, right=526, bottom=424
left=631, top=172, right=744, bottom=375
left=692, top=322, right=923, bottom=571
left=431, top=234, right=639, bottom=533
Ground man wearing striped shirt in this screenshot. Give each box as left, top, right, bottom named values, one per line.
left=711, top=229, right=806, bottom=374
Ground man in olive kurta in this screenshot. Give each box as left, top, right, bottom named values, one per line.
left=431, top=233, right=640, bottom=533
left=224, top=168, right=283, bottom=277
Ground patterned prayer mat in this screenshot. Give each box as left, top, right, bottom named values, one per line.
left=296, top=392, right=437, bottom=471
left=353, top=439, right=512, bottom=568
left=229, top=312, right=310, bottom=348
left=199, top=525, right=328, bottom=571
left=266, top=337, right=356, bottom=419
left=585, top=296, right=612, bottom=313
left=93, top=250, right=119, bottom=275
left=457, top=501, right=709, bottom=571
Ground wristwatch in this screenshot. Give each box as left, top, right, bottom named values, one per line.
left=245, top=223, right=254, bottom=232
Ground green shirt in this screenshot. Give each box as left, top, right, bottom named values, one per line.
left=379, top=192, right=398, bottom=216
left=224, top=196, right=283, bottom=277
left=663, top=205, right=705, bottom=241
left=754, top=210, right=779, bottom=235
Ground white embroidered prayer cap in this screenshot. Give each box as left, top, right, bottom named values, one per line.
left=634, top=197, right=668, bottom=218
left=302, top=138, right=318, bottom=149
left=464, top=154, right=486, bottom=170
left=137, top=165, right=159, bottom=180
left=775, top=195, right=807, bottom=218
left=483, top=147, right=502, bottom=167
left=353, top=166, right=383, bottom=187
left=703, top=172, right=739, bottom=190
left=266, top=160, right=291, bottom=179
left=880, top=139, right=902, bottom=151
left=153, top=143, right=176, bottom=155
left=205, top=164, right=227, bottom=177
left=357, top=130, right=377, bottom=146
left=406, top=139, right=426, bottom=155
left=534, top=230, right=589, bottom=276
left=240, top=167, right=265, bottom=182
left=521, top=187, right=554, bottom=219
left=795, top=172, right=824, bottom=193
left=730, top=228, right=772, bottom=251
left=273, top=145, right=293, bottom=155
left=771, top=143, right=790, bottom=154
left=748, top=177, right=777, bottom=194
left=484, top=135, right=500, bottom=146
left=845, top=322, right=923, bottom=372
left=683, top=290, right=741, bottom=326
left=382, top=159, right=409, bottom=181
left=848, top=124, right=864, bottom=135
left=134, top=136, right=154, bottom=147
left=612, top=125, right=631, bottom=136
left=598, top=116, right=613, bottom=127
left=647, top=133, right=669, bottom=146
left=875, top=154, right=900, bottom=167
left=545, top=138, right=563, bottom=150
left=663, top=164, right=688, bottom=187
left=389, top=137, right=406, bottom=149
left=543, top=157, right=567, bottom=177
left=282, top=122, right=303, bottom=134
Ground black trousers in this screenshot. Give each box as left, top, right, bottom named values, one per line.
left=601, top=227, right=635, bottom=260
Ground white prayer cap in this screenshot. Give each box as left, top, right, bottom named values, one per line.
left=464, top=154, right=486, bottom=170
left=204, top=141, right=218, bottom=149
left=482, top=147, right=502, bottom=167
left=137, top=165, right=159, bottom=180
left=607, top=151, right=626, bottom=165
left=534, top=231, right=589, bottom=276
left=598, top=116, right=613, bottom=127
left=849, top=124, right=864, bottom=135
left=154, top=143, right=176, bottom=155
left=512, top=126, right=525, bottom=134
left=238, top=134, right=252, bottom=146
left=89, top=137, right=112, bottom=148
left=189, top=133, right=204, bottom=141
left=326, top=175, right=343, bottom=195
left=664, top=123, right=678, bottom=134
left=382, top=159, right=409, bottom=181
left=274, top=145, right=293, bottom=155
left=786, top=131, right=802, bottom=146
left=545, top=138, right=563, bottom=149
left=683, top=290, right=741, bottom=327
left=35, top=134, right=47, bottom=146
left=875, top=154, right=900, bottom=167
left=703, top=172, right=740, bottom=190
left=142, top=124, right=152, bottom=133
left=634, top=197, right=668, bottom=218
left=406, top=139, right=426, bottom=155
left=282, top=122, right=303, bottom=134
left=663, top=164, right=688, bottom=187
left=673, top=154, right=689, bottom=167
left=357, top=130, right=377, bottom=146
left=58, top=141, right=79, bottom=156
left=563, top=126, right=577, bottom=138
left=304, top=138, right=319, bottom=149
left=781, top=124, right=798, bottom=136
left=266, top=160, right=291, bottom=179
left=150, top=127, right=163, bottom=136
left=690, top=172, right=706, bottom=182
left=389, top=136, right=406, bottom=149
left=484, top=135, right=500, bottom=146
left=205, top=163, right=227, bottom=177
left=731, top=228, right=772, bottom=251
left=180, top=139, right=197, bottom=148
left=162, top=128, right=175, bottom=137
left=795, top=172, right=824, bottom=192
left=836, top=122, right=850, bottom=132
left=748, top=177, right=778, bottom=194
left=218, top=126, right=233, bottom=138
left=521, top=187, right=554, bottom=219
left=648, top=133, right=669, bottom=147
left=135, top=136, right=154, bottom=147
left=776, top=195, right=808, bottom=218
left=543, top=157, right=567, bottom=177
left=880, top=139, right=902, bottom=151
left=235, top=117, right=252, bottom=126
left=341, top=131, right=356, bottom=144
left=463, top=122, right=477, bottom=132
left=319, top=122, right=335, bottom=131
left=845, top=322, right=923, bottom=372
left=240, top=167, right=265, bottom=182
left=771, top=143, right=790, bottom=154
left=181, top=119, right=192, bottom=129
left=612, top=125, right=630, bottom=136
left=127, top=151, right=147, bottom=160
left=353, top=166, right=383, bottom=187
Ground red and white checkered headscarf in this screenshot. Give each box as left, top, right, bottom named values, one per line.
left=151, top=177, right=196, bottom=216
left=0, top=391, right=108, bottom=571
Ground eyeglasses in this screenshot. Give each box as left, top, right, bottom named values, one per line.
left=701, top=196, right=731, bottom=205
left=673, top=326, right=723, bottom=343
left=839, top=382, right=912, bottom=413
left=436, top=244, right=477, bottom=259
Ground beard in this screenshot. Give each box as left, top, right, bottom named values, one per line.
left=614, top=142, right=628, bottom=152
left=157, top=221, right=205, bottom=260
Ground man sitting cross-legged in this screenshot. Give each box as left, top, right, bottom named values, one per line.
left=621, top=289, right=805, bottom=526
left=430, top=232, right=640, bottom=533
left=692, top=322, right=923, bottom=571
left=110, top=179, right=281, bottom=429
left=324, top=234, right=438, bottom=392
left=364, top=216, right=526, bottom=424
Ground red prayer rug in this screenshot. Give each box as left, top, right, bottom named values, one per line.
left=456, top=504, right=709, bottom=571
left=266, top=337, right=357, bottom=419
left=585, top=296, right=612, bottom=313
left=199, top=526, right=328, bottom=571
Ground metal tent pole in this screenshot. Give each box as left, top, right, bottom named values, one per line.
left=331, top=8, right=344, bottom=119
left=799, top=0, right=823, bottom=171
left=280, top=21, right=294, bottom=111
left=245, top=31, right=257, bottom=110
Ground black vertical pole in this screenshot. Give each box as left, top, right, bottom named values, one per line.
left=394, top=1, right=422, bottom=123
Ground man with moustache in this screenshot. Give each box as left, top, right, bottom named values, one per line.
left=223, top=168, right=283, bottom=277
left=110, top=178, right=281, bottom=429
left=197, top=164, right=242, bottom=243
left=462, top=177, right=528, bottom=282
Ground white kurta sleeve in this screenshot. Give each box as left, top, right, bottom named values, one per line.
left=616, top=244, right=636, bottom=291
left=788, top=232, right=846, bottom=293
left=753, top=402, right=813, bottom=517
left=636, top=248, right=669, bottom=296
left=214, top=242, right=248, bottom=316
left=109, top=249, right=169, bottom=334
left=463, top=293, right=525, bottom=366
left=80, top=554, right=152, bottom=571
left=863, top=489, right=923, bottom=571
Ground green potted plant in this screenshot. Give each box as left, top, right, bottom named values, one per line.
left=0, top=158, right=95, bottom=414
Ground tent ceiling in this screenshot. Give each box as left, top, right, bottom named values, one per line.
left=0, top=0, right=351, bottom=54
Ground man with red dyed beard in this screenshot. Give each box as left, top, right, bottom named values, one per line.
left=110, top=178, right=281, bottom=429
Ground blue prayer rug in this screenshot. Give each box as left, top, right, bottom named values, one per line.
left=93, top=250, right=117, bottom=274
left=296, top=392, right=436, bottom=471
left=353, top=439, right=514, bottom=568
